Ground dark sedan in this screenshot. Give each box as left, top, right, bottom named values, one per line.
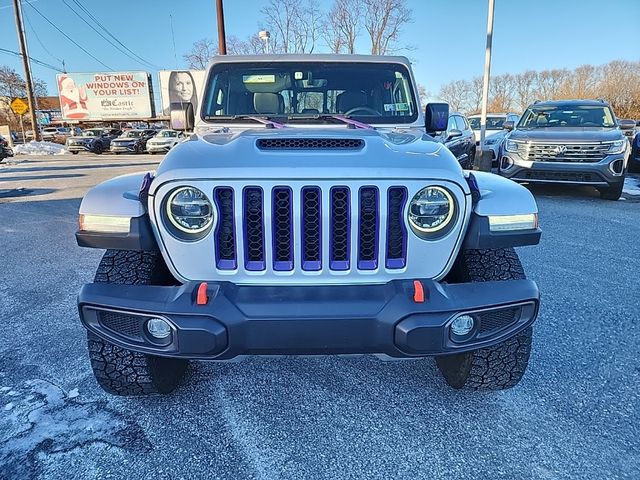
left=433, top=112, right=476, bottom=169
left=110, top=129, right=157, bottom=154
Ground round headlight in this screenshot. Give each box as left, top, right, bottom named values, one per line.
left=166, top=186, right=213, bottom=234
left=408, top=186, right=455, bottom=234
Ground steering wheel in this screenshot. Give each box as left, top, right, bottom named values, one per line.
left=344, top=106, right=382, bottom=116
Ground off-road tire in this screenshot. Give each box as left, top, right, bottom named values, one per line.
left=436, top=248, right=533, bottom=390
left=598, top=181, right=624, bottom=201
left=87, top=250, right=188, bottom=396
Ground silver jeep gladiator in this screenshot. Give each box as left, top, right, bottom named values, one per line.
left=76, top=55, right=541, bottom=396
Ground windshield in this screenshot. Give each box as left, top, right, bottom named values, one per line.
left=468, top=116, right=506, bottom=130
left=158, top=130, right=178, bottom=137
left=122, top=131, right=143, bottom=138
left=202, top=62, right=418, bottom=124
left=81, top=130, right=101, bottom=137
left=519, top=105, right=616, bottom=128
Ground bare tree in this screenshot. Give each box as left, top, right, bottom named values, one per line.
left=324, top=0, right=363, bottom=53
left=437, top=80, right=472, bottom=112
left=417, top=83, right=429, bottom=106
left=362, top=0, right=412, bottom=55
left=512, top=70, right=537, bottom=112
left=183, top=39, right=217, bottom=70
left=260, top=0, right=323, bottom=53
left=0, top=66, right=48, bottom=130
left=488, top=74, right=515, bottom=112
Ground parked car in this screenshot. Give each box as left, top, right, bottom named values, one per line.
left=66, top=128, right=117, bottom=154
left=498, top=99, right=631, bottom=200
left=146, top=129, right=186, bottom=154
left=468, top=113, right=520, bottom=166
left=0, top=134, right=13, bottom=162
left=629, top=130, right=640, bottom=173
left=110, top=129, right=157, bottom=154
left=433, top=112, right=475, bottom=168
left=75, top=54, right=541, bottom=397
left=41, top=127, right=68, bottom=141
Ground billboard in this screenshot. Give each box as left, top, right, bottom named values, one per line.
left=158, top=70, right=206, bottom=116
left=56, top=72, right=155, bottom=121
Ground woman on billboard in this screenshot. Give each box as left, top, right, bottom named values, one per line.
left=168, top=71, right=197, bottom=110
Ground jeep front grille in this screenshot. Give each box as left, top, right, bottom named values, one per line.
left=212, top=185, right=407, bottom=273
left=525, top=143, right=609, bottom=163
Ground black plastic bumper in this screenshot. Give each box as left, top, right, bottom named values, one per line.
left=78, top=279, right=539, bottom=360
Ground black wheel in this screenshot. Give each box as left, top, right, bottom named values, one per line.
left=436, top=248, right=533, bottom=390
left=135, top=143, right=142, bottom=154
left=70, top=151, right=78, bottom=155
left=93, top=143, right=103, bottom=154
left=87, top=250, right=188, bottom=396
left=598, top=180, right=624, bottom=201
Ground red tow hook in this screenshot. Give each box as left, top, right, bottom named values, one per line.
left=196, top=282, right=209, bottom=305
left=413, top=280, right=426, bottom=303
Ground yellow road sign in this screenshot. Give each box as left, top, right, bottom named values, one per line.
left=10, top=98, right=29, bottom=115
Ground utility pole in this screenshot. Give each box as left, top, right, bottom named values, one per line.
left=216, top=0, right=227, bottom=55
left=13, top=0, right=40, bottom=141
left=476, top=0, right=495, bottom=171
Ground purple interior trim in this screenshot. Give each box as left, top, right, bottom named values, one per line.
left=301, top=187, right=322, bottom=271
left=272, top=187, right=294, bottom=271
left=329, top=186, right=350, bottom=271
left=358, top=186, right=379, bottom=270
left=243, top=186, right=265, bottom=271
left=247, top=116, right=286, bottom=129
left=330, top=115, right=374, bottom=130
left=385, top=187, right=408, bottom=269
left=213, top=187, right=237, bottom=270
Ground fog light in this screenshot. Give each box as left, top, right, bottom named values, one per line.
left=146, top=318, right=171, bottom=339
left=450, top=314, right=475, bottom=340
left=500, top=156, right=514, bottom=171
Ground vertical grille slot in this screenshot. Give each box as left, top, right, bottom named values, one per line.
left=243, top=187, right=265, bottom=271
left=301, top=187, right=321, bottom=271
left=358, top=186, right=379, bottom=270
left=214, top=187, right=237, bottom=270
left=386, top=187, right=408, bottom=269
left=330, top=186, right=350, bottom=270
left=272, top=187, right=293, bottom=271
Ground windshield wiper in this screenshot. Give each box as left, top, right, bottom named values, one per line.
left=204, top=115, right=286, bottom=129
left=286, top=114, right=373, bottom=130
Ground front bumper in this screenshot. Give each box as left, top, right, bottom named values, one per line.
left=67, top=143, right=94, bottom=152
left=78, top=278, right=539, bottom=360
left=110, top=143, right=136, bottom=153
left=147, top=143, right=173, bottom=152
left=499, top=152, right=626, bottom=186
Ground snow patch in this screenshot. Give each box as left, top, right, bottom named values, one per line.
left=0, top=379, right=151, bottom=478
left=623, top=176, right=640, bottom=196
left=13, top=141, right=67, bottom=156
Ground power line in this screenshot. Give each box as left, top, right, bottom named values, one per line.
left=22, top=5, right=64, bottom=69
left=25, top=1, right=113, bottom=71
left=60, top=0, right=159, bottom=71
left=69, top=0, right=162, bottom=70
left=0, top=47, right=63, bottom=72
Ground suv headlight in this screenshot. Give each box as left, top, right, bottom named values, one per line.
left=607, top=139, right=626, bottom=154
left=165, top=186, right=213, bottom=234
left=408, top=186, right=456, bottom=236
left=504, top=139, right=520, bottom=152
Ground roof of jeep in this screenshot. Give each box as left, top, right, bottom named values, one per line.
left=208, top=54, right=412, bottom=67
left=529, top=99, right=610, bottom=108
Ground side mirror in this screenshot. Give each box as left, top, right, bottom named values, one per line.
left=425, top=102, right=449, bottom=134
left=503, top=121, right=515, bottom=131
left=447, top=129, right=462, bottom=140
left=618, top=119, right=636, bottom=130
left=170, top=102, right=195, bottom=131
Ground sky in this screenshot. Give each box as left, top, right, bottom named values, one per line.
left=1, top=0, right=639, bottom=103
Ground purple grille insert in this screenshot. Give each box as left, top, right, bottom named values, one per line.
left=330, top=186, right=350, bottom=270
left=301, top=187, right=322, bottom=271
left=213, top=187, right=237, bottom=270
left=243, top=187, right=265, bottom=271
left=358, top=186, right=379, bottom=270
left=272, top=187, right=294, bottom=271
left=386, top=187, right=408, bottom=269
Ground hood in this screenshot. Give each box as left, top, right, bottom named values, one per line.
left=509, top=127, right=623, bottom=143
left=151, top=127, right=467, bottom=194
left=68, top=136, right=94, bottom=142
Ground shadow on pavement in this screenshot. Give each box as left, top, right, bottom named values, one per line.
left=0, top=173, right=86, bottom=182
left=0, top=188, right=58, bottom=199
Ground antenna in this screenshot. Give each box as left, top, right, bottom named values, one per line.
left=169, top=14, right=178, bottom=69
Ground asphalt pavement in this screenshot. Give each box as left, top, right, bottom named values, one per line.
left=1, top=153, right=639, bottom=480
